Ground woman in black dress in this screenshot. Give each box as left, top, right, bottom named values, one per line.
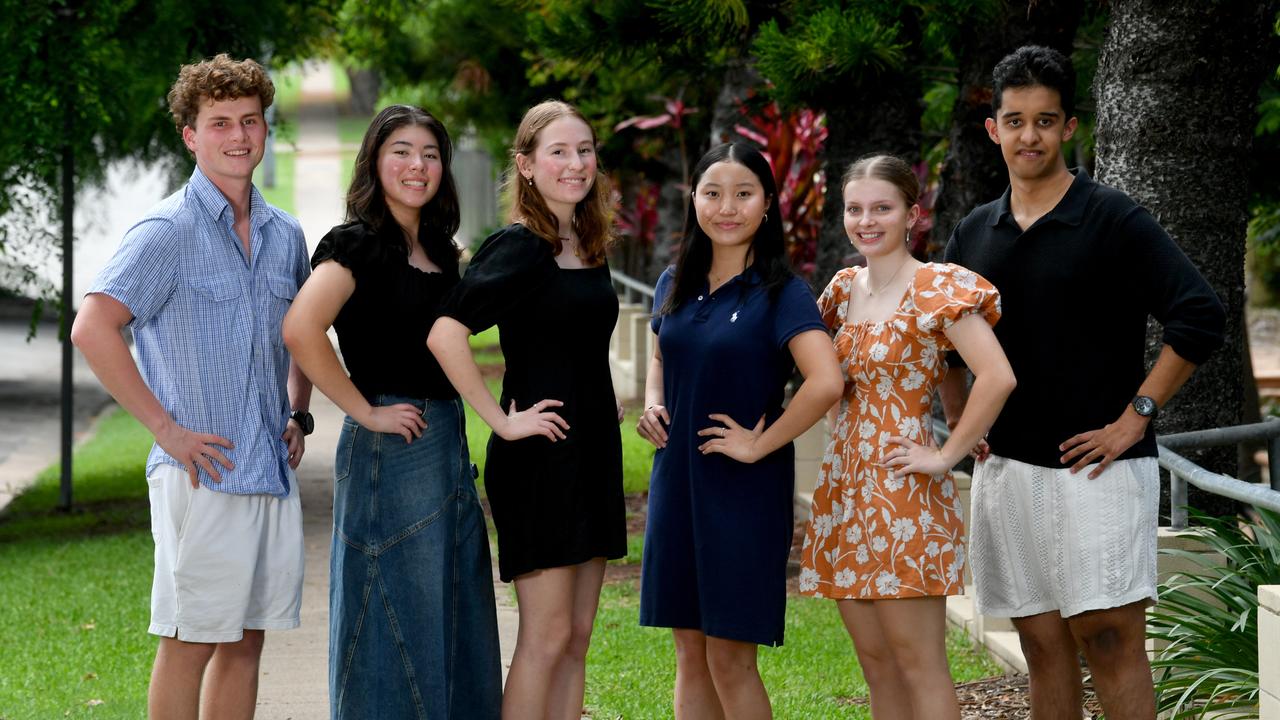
left=429, top=100, right=625, bottom=720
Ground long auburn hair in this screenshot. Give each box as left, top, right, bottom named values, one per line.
left=505, top=100, right=613, bottom=265
left=346, top=104, right=461, bottom=275
left=659, top=142, right=792, bottom=315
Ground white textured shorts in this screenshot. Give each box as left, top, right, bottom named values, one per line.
left=147, top=464, right=304, bottom=643
left=970, top=453, right=1159, bottom=619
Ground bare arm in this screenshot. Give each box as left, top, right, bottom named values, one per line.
left=70, top=293, right=233, bottom=486
left=636, top=338, right=670, bottom=448
left=884, top=314, right=1015, bottom=477
left=282, top=261, right=425, bottom=442
left=938, top=365, right=970, bottom=430
left=427, top=316, right=569, bottom=441
left=1059, top=344, right=1196, bottom=478
left=697, top=329, right=844, bottom=463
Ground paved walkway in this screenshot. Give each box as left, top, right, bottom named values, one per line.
left=255, top=62, right=519, bottom=719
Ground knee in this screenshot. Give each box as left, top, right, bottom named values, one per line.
left=1074, top=621, right=1133, bottom=660
left=563, top=618, right=595, bottom=662
left=519, top=617, right=573, bottom=661
left=217, top=630, right=265, bottom=661
left=852, top=643, right=900, bottom=688
left=704, top=642, right=756, bottom=686
left=673, top=633, right=711, bottom=675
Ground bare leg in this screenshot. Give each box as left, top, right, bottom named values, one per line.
left=874, top=597, right=960, bottom=719
left=546, top=559, right=607, bottom=720
left=503, top=566, right=575, bottom=720
left=705, top=636, right=770, bottom=720
left=149, top=637, right=216, bottom=720
left=199, top=630, right=265, bottom=720
left=1068, top=601, right=1154, bottom=720
left=1013, top=611, right=1083, bottom=720
left=672, top=629, right=725, bottom=720
left=837, top=599, right=912, bottom=720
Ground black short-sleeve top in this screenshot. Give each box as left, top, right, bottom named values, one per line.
left=311, top=221, right=460, bottom=401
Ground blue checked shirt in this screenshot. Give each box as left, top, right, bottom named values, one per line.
left=88, top=167, right=309, bottom=496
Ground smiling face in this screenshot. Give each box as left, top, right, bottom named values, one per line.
left=843, top=177, right=919, bottom=260
left=181, top=95, right=266, bottom=190
left=986, top=84, right=1078, bottom=183
left=693, top=160, right=770, bottom=251
left=376, top=124, right=442, bottom=228
left=517, top=115, right=597, bottom=222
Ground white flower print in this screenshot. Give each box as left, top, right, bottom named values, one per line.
left=858, top=440, right=874, bottom=461
left=941, top=478, right=955, bottom=498
left=918, top=509, right=934, bottom=530
left=846, top=524, right=862, bottom=544
left=871, top=535, right=888, bottom=553
left=799, top=567, right=820, bottom=592
left=855, top=544, right=869, bottom=564
left=859, top=419, right=876, bottom=438
left=830, top=500, right=843, bottom=522
left=875, top=571, right=902, bottom=596
left=890, top=517, right=917, bottom=543
left=834, top=569, right=856, bottom=588
left=892, top=318, right=908, bottom=332
left=925, top=541, right=940, bottom=557
left=896, top=416, right=921, bottom=440
left=901, top=370, right=926, bottom=391
left=884, top=474, right=904, bottom=492
left=869, top=342, right=889, bottom=362
left=813, top=513, right=833, bottom=539
left=875, top=375, right=894, bottom=400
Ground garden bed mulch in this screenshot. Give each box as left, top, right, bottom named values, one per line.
left=841, top=674, right=1103, bottom=719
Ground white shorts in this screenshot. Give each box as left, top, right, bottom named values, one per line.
left=147, top=464, right=304, bottom=643
left=970, top=454, right=1159, bottom=619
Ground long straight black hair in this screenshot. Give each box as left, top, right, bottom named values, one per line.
left=346, top=104, right=461, bottom=276
left=659, top=142, right=792, bottom=315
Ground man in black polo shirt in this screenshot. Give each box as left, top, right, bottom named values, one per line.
left=941, top=46, right=1225, bottom=719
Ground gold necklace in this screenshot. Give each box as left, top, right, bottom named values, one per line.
left=866, top=258, right=910, bottom=296
left=559, top=236, right=582, bottom=259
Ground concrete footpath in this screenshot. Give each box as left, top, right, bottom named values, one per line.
left=255, top=62, right=519, bottom=719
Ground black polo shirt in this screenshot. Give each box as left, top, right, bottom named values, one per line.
left=944, top=169, right=1225, bottom=468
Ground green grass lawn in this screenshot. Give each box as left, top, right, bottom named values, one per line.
left=584, top=581, right=1001, bottom=718
left=0, top=408, right=156, bottom=718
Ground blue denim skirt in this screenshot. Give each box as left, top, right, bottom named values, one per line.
left=329, top=396, right=501, bottom=719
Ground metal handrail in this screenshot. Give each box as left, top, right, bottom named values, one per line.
left=610, top=269, right=656, bottom=309
left=1159, top=445, right=1280, bottom=529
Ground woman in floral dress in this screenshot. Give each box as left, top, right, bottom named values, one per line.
left=799, top=155, right=1016, bottom=719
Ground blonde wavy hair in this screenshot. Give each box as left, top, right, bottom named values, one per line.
left=506, top=100, right=613, bottom=265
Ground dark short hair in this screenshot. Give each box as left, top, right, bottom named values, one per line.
left=992, top=45, right=1076, bottom=119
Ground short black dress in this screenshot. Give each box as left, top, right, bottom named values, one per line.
left=440, top=224, right=626, bottom=581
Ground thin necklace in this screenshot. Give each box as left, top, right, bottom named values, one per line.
left=558, top=236, right=582, bottom=259
left=866, top=257, right=910, bottom=296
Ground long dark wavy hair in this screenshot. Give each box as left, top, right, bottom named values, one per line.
left=659, top=142, right=792, bottom=315
left=346, top=104, right=461, bottom=275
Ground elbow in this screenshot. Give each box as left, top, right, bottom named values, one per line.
left=817, top=372, right=845, bottom=408
left=426, top=317, right=454, bottom=357
left=280, top=312, right=304, bottom=355
left=69, top=313, right=88, bottom=350
left=995, top=367, right=1017, bottom=398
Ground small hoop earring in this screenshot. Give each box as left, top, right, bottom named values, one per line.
left=763, top=212, right=769, bottom=223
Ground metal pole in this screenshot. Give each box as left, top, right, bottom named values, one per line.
left=1170, top=472, right=1188, bottom=530
left=58, top=137, right=74, bottom=512
left=1270, top=435, right=1280, bottom=492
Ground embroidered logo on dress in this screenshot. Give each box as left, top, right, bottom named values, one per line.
left=730, top=311, right=739, bottom=323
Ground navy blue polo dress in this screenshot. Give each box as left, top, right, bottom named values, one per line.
left=639, top=267, right=825, bottom=646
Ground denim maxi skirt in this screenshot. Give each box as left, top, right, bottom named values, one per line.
left=329, top=396, right=502, bottom=719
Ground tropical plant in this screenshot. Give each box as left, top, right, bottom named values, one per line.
left=1147, top=507, right=1280, bottom=718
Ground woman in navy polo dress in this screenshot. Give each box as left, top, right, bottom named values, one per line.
left=636, top=142, right=843, bottom=718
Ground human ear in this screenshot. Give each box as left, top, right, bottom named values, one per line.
left=514, top=152, right=532, bottom=181
left=984, top=117, right=1000, bottom=145
left=182, top=125, right=198, bottom=153
left=1062, top=116, right=1079, bottom=142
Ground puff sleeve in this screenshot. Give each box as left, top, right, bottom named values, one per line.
left=817, top=267, right=856, bottom=331
left=912, top=263, right=1001, bottom=340
left=439, top=225, right=556, bottom=333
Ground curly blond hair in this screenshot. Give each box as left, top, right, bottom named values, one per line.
left=167, top=54, right=275, bottom=131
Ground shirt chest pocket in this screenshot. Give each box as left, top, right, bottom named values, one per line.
left=264, top=276, right=297, bottom=346
left=187, top=275, right=244, bottom=334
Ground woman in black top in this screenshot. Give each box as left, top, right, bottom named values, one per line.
left=283, top=105, right=501, bottom=719
left=429, top=100, right=625, bottom=720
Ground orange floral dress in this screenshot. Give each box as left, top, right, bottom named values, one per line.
left=799, top=263, right=1000, bottom=599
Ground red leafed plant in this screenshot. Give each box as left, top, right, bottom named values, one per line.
left=735, top=103, right=827, bottom=279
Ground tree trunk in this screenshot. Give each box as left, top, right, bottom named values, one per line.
left=1094, top=0, right=1278, bottom=519
left=708, top=56, right=765, bottom=151
left=813, top=7, right=924, bottom=292
left=345, top=67, right=381, bottom=116
left=930, top=0, right=1083, bottom=257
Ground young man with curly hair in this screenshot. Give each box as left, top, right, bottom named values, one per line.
left=72, top=54, right=313, bottom=719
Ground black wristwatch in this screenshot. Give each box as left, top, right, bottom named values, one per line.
left=1131, top=395, right=1158, bottom=420
left=290, top=410, right=315, bottom=436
